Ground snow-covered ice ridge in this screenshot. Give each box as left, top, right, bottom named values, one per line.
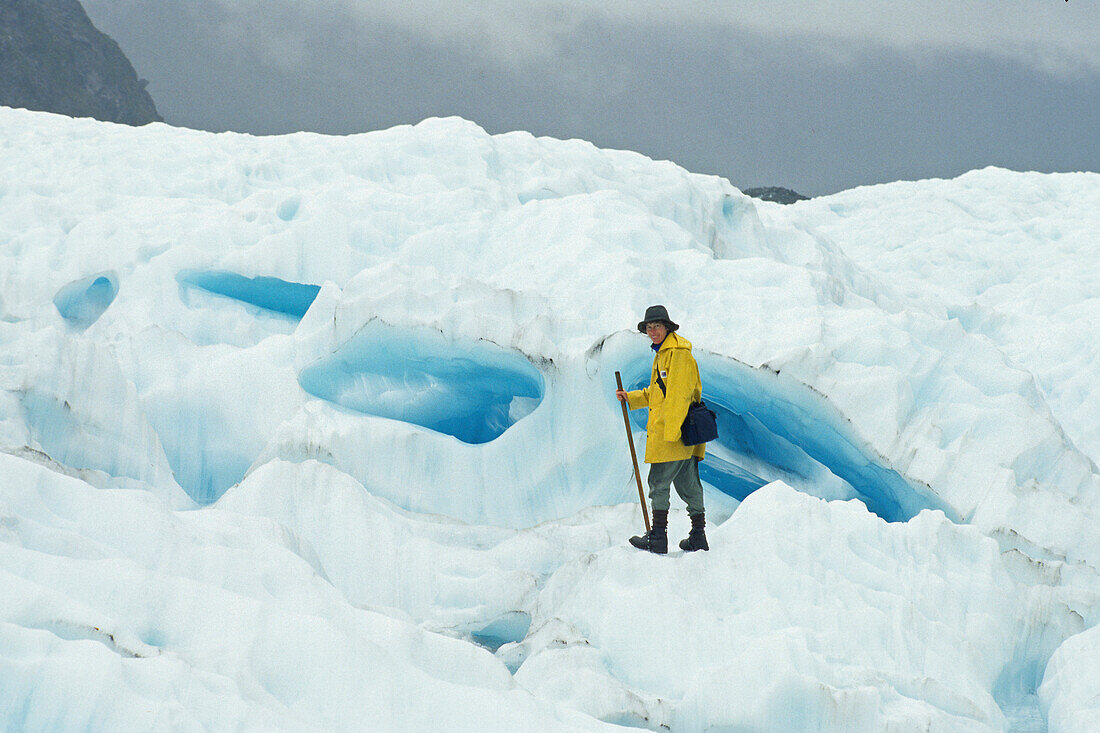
left=2, top=106, right=1099, bottom=731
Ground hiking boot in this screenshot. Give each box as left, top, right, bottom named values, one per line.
left=679, top=513, right=709, bottom=552
left=629, top=510, right=668, bottom=554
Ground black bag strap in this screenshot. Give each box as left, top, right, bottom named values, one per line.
left=656, top=372, right=666, bottom=396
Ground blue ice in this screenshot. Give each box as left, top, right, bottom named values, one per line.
left=21, top=391, right=87, bottom=471
left=53, top=271, right=118, bottom=329
left=471, top=612, right=532, bottom=654
left=159, top=422, right=255, bottom=506
left=176, top=270, right=320, bottom=318
left=20, top=389, right=145, bottom=485
left=626, top=358, right=952, bottom=523
left=299, top=328, right=544, bottom=444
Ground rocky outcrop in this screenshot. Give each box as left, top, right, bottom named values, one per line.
left=0, top=0, right=161, bottom=125
left=743, top=186, right=810, bottom=204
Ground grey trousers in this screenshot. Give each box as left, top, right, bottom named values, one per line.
left=647, top=458, right=705, bottom=516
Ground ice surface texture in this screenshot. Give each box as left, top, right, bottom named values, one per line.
left=0, top=455, right=614, bottom=732
left=505, top=483, right=1036, bottom=730
left=2, top=107, right=1100, bottom=731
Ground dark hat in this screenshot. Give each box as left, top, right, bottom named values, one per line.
left=637, top=305, right=679, bottom=333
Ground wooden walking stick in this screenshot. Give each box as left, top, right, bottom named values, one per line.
left=615, top=371, right=650, bottom=532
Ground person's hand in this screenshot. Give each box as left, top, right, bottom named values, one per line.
left=615, top=389, right=628, bottom=402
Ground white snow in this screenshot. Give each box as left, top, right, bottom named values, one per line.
left=1040, top=623, right=1100, bottom=732
left=1, top=105, right=1099, bottom=731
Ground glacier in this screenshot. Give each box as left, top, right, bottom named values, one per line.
left=1, top=105, right=1099, bottom=731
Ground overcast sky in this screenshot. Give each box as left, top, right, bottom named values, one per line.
left=81, top=1, right=1099, bottom=196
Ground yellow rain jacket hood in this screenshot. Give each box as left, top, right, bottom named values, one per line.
left=626, top=332, right=707, bottom=464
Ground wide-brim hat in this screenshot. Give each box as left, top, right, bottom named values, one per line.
left=637, top=304, right=679, bottom=333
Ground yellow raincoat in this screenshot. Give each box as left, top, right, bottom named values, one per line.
left=626, top=332, right=707, bottom=464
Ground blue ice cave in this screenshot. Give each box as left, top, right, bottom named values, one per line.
left=176, top=270, right=321, bottom=319
left=299, top=327, right=545, bottom=444
left=53, top=271, right=119, bottom=329
left=626, top=356, right=952, bottom=523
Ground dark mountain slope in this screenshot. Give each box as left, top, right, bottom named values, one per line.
left=0, top=0, right=161, bottom=125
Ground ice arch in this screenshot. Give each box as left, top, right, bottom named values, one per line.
left=626, top=356, right=952, bottom=523
left=299, top=325, right=545, bottom=444
left=53, top=271, right=118, bottom=329
left=176, top=270, right=321, bottom=319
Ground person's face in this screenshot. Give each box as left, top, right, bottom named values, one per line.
left=645, top=322, right=668, bottom=345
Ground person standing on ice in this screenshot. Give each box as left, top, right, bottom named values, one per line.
left=616, top=305, right=709, bottom=554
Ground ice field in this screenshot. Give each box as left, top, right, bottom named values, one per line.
left=1, top=105, right=1099, bottom=731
